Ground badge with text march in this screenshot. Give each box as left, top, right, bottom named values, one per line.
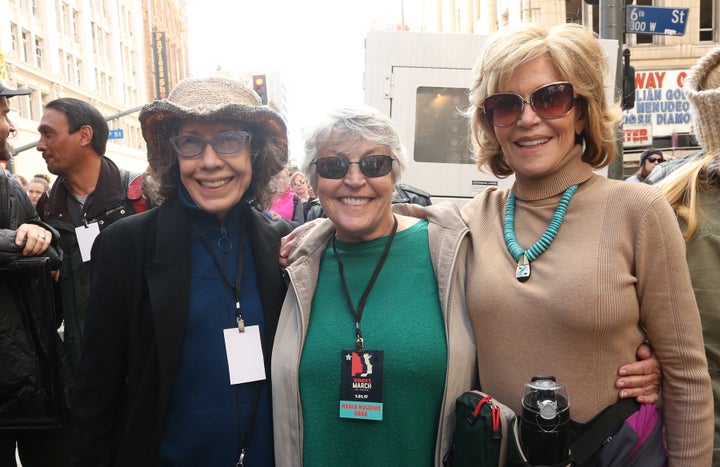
left=339, top=349, right=384, bottom=421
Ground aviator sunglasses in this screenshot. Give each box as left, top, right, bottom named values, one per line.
left=313, top=155, right=396, bottom=179
left=482, top=82, right=576, bottom=127
left=646, top=157, right=665, bottom=164
left=170, top=130, right=250, bottom=158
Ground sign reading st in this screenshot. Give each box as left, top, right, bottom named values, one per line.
left=626, top=6, right=689, bottom=36
left=108, top=129, right=124, bottom=140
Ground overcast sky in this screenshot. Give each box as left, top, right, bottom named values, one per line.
left=186, top=0, right=404, bottom=162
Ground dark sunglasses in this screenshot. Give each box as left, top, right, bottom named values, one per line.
left=314, top=155, right=396, bottom=179
left=646, top=157, right=665, bottom=164
left=482, top=82, right=576, bottom=127
left=170, top=131, right=250, bottom=158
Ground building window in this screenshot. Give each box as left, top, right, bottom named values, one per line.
left=65, top=53, right=73, bottom=82
left=75, top=58, right=82, bottom=86
left=13, top=83, right=30, bottom=119
left=566, top=0, right=583, bottom=24
left=35, top=37, right=44, bottom=68
left=29, top=87, right=38, bottom=120
left=699, top=0, right=714, bottom=41
left=32, top=0, right=38, bottom=16
left=10, top=23, right=18, bottom=54
left=72, top=9, right=80, bottom=43
left=21, top=30, right=31, bottom=62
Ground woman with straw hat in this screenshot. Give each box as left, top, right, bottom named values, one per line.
left=72, top=76, right=293, bottom=466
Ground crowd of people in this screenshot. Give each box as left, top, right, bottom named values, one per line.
left=0, top=21, right=718, bottom=467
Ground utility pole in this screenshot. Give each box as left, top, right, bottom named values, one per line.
left=600, top=0, right=626, bottom=180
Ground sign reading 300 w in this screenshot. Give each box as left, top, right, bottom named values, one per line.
left=626, top=6, right=689, bottom=36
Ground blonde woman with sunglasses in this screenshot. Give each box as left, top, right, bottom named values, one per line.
left=463, top=22, right=712, bottom=465
left=289, top=171, right=313, bottom=202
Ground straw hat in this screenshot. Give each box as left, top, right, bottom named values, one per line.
left=139, top=76, right=288, bottom=174
left=684, top=46, right=720, bottom=154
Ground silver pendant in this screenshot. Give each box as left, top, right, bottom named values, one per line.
left=516, top=254, right=530, bottom=282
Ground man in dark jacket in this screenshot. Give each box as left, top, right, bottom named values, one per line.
left=0, top=82, right=69, bottom=467
left=35, top=98, right=151, bottom=373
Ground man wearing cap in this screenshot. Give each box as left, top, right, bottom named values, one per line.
left=0, top=83, right=69, bottom=466
left=35, top=97, right=152, bottom=374
left=72, top=77, right=293, bottom=466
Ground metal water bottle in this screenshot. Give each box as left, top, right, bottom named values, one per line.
left=520, top=376, right=571, bottom=465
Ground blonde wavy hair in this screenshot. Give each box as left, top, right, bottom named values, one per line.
left=468, top=23, right=622, bottom=177
left=657, top=151, right=720, bottom=240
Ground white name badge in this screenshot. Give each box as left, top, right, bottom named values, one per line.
left=75, top=222, right=101, bottom=262
left=223, top=326, right=267, bottom=385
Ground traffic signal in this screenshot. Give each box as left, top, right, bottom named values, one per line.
left=252, top=75, right=268, bottom=105
left=622, top=49, right=636, bottom=111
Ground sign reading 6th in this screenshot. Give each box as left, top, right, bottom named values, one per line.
left=626, top=6, right=689, bottom=36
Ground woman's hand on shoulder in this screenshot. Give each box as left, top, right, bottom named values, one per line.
left=279, top=218, right=323, bottom=267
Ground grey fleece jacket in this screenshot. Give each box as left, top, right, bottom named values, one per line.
left=271, top=201, right=477, bottom=466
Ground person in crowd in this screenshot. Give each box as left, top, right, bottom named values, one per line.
left=13, top=173, right=28, bottom=190
left=655, top=45, right=720, bottom=464
left=463, top=22, right=712, bottom=464
left=27, top=176, right=49, bottom=206
left=35, top=97, right=152, bottom=373
left=33, top=172, right=52, bottom=185
left=290, top=170, right=313, bottom=202
left=626, top=148, right=665, bottom=182
left=0, top=82, right=68, bottom=467
left=272, top=105, right=662, bottom=465
left=268, top=166, right=304, bottom=224
left=290, top=170, right=316, bottom=220
left=72, top=76, right=293, bottom=466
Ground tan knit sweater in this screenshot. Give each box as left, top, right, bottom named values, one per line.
left=461, top=147, right=713, bottom=465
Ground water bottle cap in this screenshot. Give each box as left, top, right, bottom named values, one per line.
left=538, top=400, right=558, bottom=419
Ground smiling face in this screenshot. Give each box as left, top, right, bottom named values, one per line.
left=315, top=133, right=396, bottom=243
left=176, top=120, right=253, bottom=222
left=493, top=56, right=584, bottom=181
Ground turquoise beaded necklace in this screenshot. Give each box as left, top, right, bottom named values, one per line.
left=503, top=184, right=578, bottom=282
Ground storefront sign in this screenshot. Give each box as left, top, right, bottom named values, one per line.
left=622, top=70, right=692, bottom=138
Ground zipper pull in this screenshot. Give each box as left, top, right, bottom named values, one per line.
left=491, top=405, right=502, bottom=440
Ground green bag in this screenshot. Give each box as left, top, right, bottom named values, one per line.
left=448, top=390, right=528, bottom=467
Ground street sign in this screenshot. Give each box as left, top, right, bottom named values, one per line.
left=108, top=129, right=124, bottom=139
left=626, top=6, right=689, bottom=36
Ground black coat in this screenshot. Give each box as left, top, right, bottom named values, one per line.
left=0, top=171, right=68, bottom=428
left=71, top=198, right=292, bottom=466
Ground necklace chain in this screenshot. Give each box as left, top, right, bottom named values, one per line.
left=503, top=185, right=578, bottom=281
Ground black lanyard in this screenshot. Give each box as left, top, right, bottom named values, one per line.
left=191, top=222, right=246, bottom=331
left=332, top=215, right=398, bottom=353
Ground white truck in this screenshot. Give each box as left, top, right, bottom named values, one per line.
left=363, top=30, right=618, bottom=206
